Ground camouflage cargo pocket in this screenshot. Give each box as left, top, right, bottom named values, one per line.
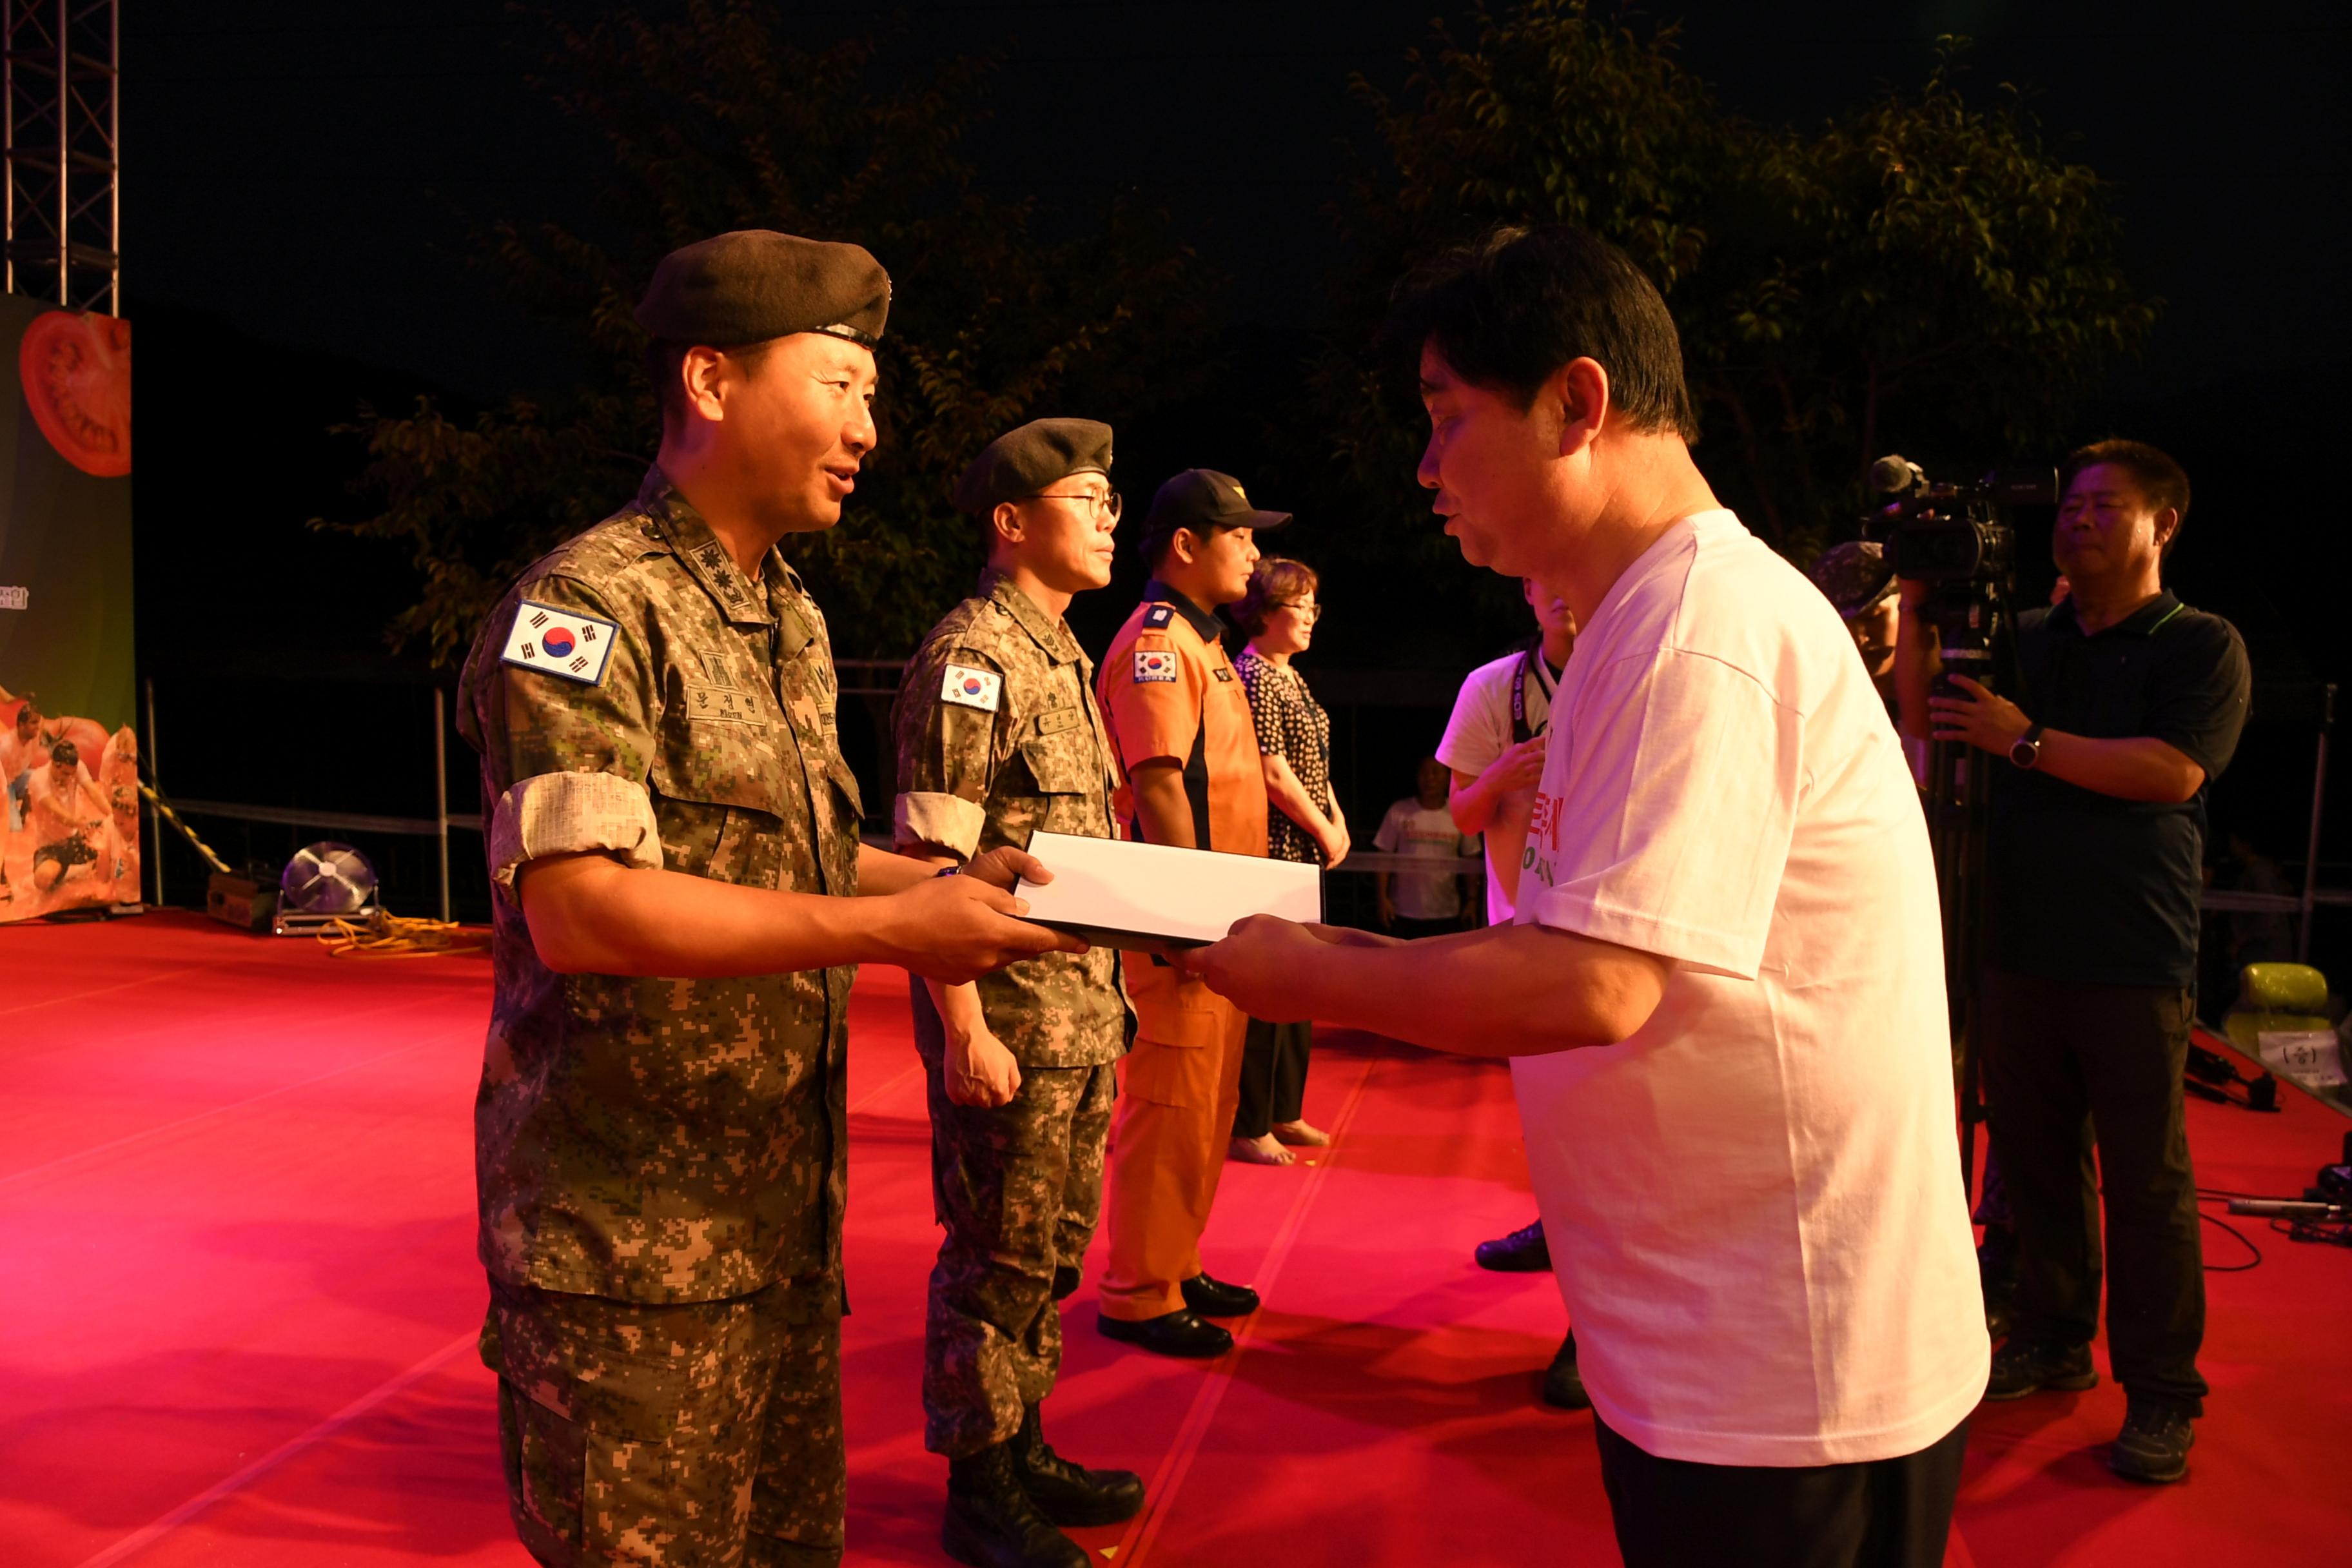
left=490, top=1283, right=770, bottom=1563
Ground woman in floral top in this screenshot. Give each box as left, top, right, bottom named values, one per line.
left=1228, top=556, right=1348, bottom=1164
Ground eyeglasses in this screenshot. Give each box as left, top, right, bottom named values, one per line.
left=1273, top=600, right=1322, bottom=620
left=1030, top=490, right=1122, bottom=521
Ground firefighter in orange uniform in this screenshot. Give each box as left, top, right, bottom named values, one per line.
left=1093, top=468, right=1289, bottom=1357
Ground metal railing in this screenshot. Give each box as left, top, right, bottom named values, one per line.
left=149, top=683, right=475, bottom=921
left=137, top=671, right=2347, bottom=952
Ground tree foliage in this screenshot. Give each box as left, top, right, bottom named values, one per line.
left=1304, top=0, right=2155, bottom=627
left=321, top=1, right=1220, bottom=666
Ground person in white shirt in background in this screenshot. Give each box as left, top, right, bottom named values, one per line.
left=1371, top=756, right=1478, bottom=937
left=1434, top=578, right=1587, bottom=1408
left=1440, top=578, right=1574, bottom=925
left=1185, top=224, right=1983, bottom=1568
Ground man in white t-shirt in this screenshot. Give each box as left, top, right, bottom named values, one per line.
left=1371, top=757, right=1478, bottom=936
left=1187, top=225, right=1983, bottom=1567
left=1436, top=579, right=1587, bottom=1406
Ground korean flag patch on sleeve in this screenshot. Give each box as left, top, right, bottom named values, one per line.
left=1134, top=647, right=1178, bottom=683
left=501, top=599, right=620, bottom=686
left=941, top=663, right=1003, bottom=712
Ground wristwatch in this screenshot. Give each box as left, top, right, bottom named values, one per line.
left=2008, top=721, right=2047, bottom=770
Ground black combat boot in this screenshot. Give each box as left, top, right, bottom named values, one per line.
left=1012, top=1402, right=1145, bottom=1527
left=943, top=1442, right=1088, bottom=1568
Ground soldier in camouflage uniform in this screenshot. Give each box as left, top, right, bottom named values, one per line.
left=890, top=419, right=1144, bottom=1568
left=457, top=231, right=1079, bottom=1568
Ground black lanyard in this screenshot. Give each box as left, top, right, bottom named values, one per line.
left=1511, top=645, right=1553, bottom=745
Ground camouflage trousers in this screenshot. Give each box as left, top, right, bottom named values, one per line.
left=912, top=980, right=1118, bottom=1458
left=482, top=1274, right=845, bottom=1568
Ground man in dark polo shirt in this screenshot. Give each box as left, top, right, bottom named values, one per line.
left=1900, top=438, right=2249, bottom=1487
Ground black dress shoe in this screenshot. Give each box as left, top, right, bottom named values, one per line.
left=1096, top=1308, right=1232, bottom=1358
left=1179, top=1271, right=1260, bottom=1318
left=1013, top=1402, right=1144, bottom=1526
left=1475, top=1218, right=1551, bottom=1272
left=943, top=1442, right=1088, bottom=1568
left=1051, top=1264, right=1081, bottom=1302
left=1540, top=1332, right=1590, bottom=1410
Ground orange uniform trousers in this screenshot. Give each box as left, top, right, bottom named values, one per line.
left=1097, top=958, right=1251, bottom=1322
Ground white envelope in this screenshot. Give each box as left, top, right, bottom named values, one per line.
left=1014, top=830, right=1322, bottom=953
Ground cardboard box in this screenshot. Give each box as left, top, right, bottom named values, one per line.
left=1014, top=830, right=1321, bottom=954
left=206, top=872, right=278, bottom=934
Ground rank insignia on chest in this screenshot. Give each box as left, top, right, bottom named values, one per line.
left=1211, top=665, right=1235, bottom=682
left=1135, top=649, right=1177, bottom=683
left=501, top=599, right=618, bottom=685
left=941, top=663, right=1003, bottom=712
left=1143, top=604, right=1174, bottom=629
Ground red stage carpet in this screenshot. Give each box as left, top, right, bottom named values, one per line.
left=3, top=910, right=2346, bottom=1567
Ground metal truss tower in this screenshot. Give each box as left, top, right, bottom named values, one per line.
left=3, top=0, right=117, bottom=313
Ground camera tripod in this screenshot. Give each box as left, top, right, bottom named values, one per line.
left=1914, top=591, right=2020, bottom=1197
left=1921, top=725, right=1994, bottom=1193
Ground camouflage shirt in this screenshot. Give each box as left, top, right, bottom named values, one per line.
left=891, top=567, right=1130, bottom=1067
left=455, top=467, right=861, bottom=1305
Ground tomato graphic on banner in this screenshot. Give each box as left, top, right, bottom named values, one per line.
left=20, top=310, right=130, bottom=478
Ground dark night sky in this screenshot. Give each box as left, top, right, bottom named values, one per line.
left=121, top=1, right=2347, bottom=397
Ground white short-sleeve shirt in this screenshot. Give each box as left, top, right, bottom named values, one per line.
left=1436, top=648, right=1555, bottom=923
left=1371, top=798, right=1480, bottom=921
left=1513, top=509, right=1985, bottom=1467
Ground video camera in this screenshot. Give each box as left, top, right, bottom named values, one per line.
left=1861, top=455, right=2053, bottom=593
left=1860, top=455, right=2055, bottom=694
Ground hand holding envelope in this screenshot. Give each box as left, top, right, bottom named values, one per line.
left=1012, top=831, right=1323, bottom=959
left=1176, top=916, right=1405, bottom=1019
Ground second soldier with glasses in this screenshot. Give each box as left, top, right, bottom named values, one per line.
left=892, top=419, right=1146, bottom=1568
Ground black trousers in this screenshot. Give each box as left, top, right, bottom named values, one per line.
left=1980, top=967, right=2206, bottom=1415
left=1593, top=1414, right=1967, bottom=1568
left=1390, top=915, right=1462, bottom=941
left=1231, top=1017, right=1311, bottom=1139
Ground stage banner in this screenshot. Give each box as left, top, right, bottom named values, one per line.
left=0, top=293, right=135, bottom=921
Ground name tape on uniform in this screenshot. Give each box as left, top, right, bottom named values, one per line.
left=683, top=682, right=765, bottom=726
left=942, top=663, right=1003, bottom=712
left=502, top=600, right=618, bottom=685
left=1134, top=648, right=1178, bottom=683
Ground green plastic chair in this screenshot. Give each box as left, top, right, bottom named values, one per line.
left=2224, top=962, right=2333, bottom=1048
left=2224, top=962, right=2349, bottom=1113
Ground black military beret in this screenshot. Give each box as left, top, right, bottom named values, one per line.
left=954, top=418, right=1115, bottom=516
left=1136, top=467, right=1290, bottom=556
left=635, top=230, right=890, bottom=349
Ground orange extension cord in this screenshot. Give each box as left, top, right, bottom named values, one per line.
left=314, top=910, right=489, bottom=959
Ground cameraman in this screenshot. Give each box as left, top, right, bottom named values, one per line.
left=1896, top=440, right=2249, bottom=1485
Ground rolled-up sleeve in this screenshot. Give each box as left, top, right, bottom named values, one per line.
left=479, top=574, right=663, bottom=901
left=892, top=643, right=1009, bottom=861
left=489, top=770, right=663, bottom=891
